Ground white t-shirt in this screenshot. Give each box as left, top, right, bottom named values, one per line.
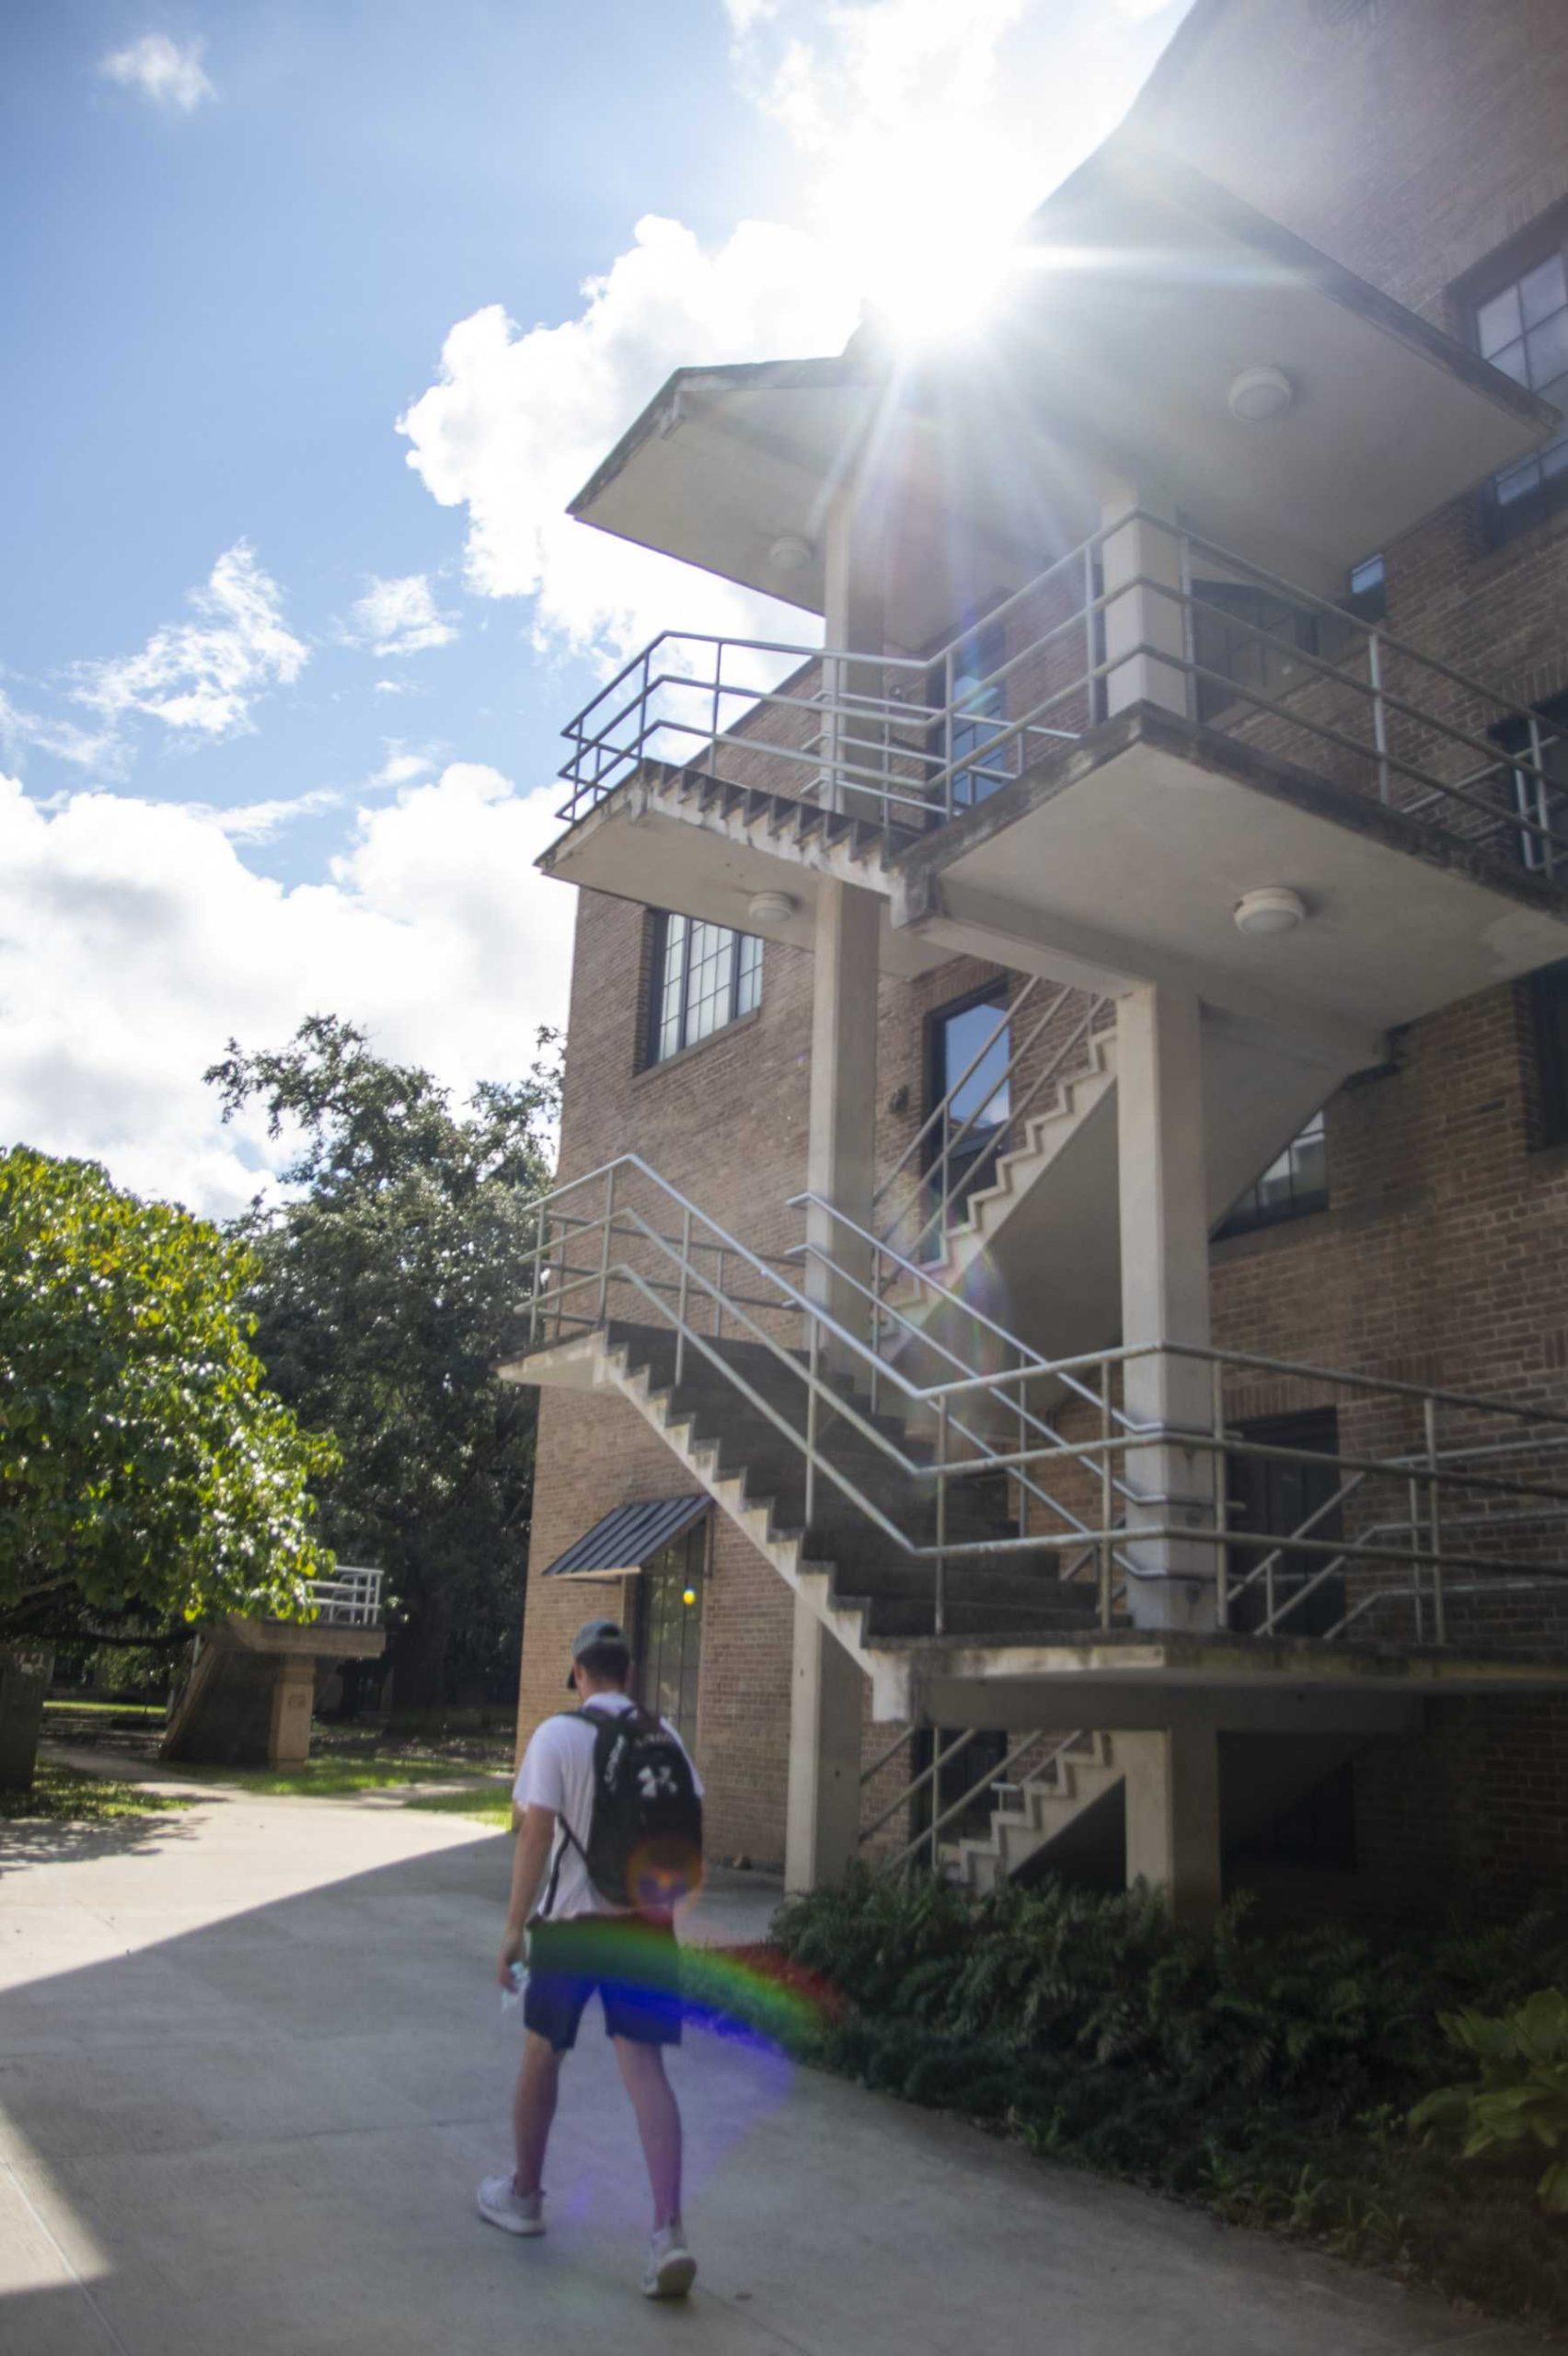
left=513, top=1691, right=703, bottom=1922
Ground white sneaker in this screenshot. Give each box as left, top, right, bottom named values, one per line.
left=477, top=2175, right=545, bottom=2236
left=642, top=2225, right=697, bottom=2299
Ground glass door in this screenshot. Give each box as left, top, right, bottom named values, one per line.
left=636, top=1518, right=707, bottom=1751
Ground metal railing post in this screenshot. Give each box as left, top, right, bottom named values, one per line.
left=1528, top=713, right=1552, bottom=877
left=1368, top=630, right=1390, bottom=803
left=805, top=1315, right=820, bottom=1532
left=1425, top=1394, right=1446, bottom=1645
left=935, top=1396, right=949, bottom=1638
left=1176, top=525, right=1196, bottom=722
left=1082, top=539, right=1096, bottom=729
left=713, top=1245, right=724, bottom=1340
left=675, top=1204, right=691, bottom=1385
left=1212, top=1359, right=1230, bottom=1626
left=1099, top=1359, right=1113, bottom=1629
left=530, top=1204, right=545, bottom=1350
left=1408, top=1471, right=1426, bottom=1642
left=597, top=1166, right=615, bottom=1322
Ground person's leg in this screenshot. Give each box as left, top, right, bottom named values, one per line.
left=613, top=2037, right=683, bottom=2231
left=513, top=2030, right=561, bottom=2196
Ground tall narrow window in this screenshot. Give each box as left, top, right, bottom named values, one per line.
left=648, top=912, right=762, bottom=1064
left=928, top=618, right=1008, bottom=810
left=1531, top=961, right=1568, bottom=1148
left=1472, top=229, right=1568, bottom=542
left=1216, top=1110, right=1328, bottom=1238
left=924, top=985, right=1011, bottom=1243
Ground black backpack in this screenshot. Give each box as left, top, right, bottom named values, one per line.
left=553, top=1703, right=704, bottom=1918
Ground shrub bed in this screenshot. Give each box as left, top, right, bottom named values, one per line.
left=764, top=1871, right=1568, bottom=2328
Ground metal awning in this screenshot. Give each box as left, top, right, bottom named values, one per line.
left=540, top=1496, right=710, bottom=1582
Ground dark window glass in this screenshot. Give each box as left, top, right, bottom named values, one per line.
left=925, top=987, right=1011, bottom=1240
left=636, top=1519, right=706, bottom=1753
left=1191, top=581, right=1325, bottom=721
left=1227, top=1409, right=1345, bottom=1636
left=1344, top=553, right=1387, bottom=622
left=929, top=618, right=1008, bottom=809
left=1474, top=235, right=1568, bottom=542
left=1216, top=1110, right=1328, bottom=1237
left=1491, top=690, right=1568, bottom=872
left=648, top=911, right=762, bottom=1064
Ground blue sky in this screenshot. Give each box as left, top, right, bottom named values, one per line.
left=0, top=0, right=1192, bottom=1210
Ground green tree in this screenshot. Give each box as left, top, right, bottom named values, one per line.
left=0, top=1146, right=337, bottom=1650
left=207, top=1014, right=559, bottom=1713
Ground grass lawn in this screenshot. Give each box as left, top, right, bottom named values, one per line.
left=44, top=1698, right=166, bottom=1719
left=404, top=1784, right=513, bottom=1827
left=0, top=1762, right=194, bottom=1823
left=169, top=1753, right=507, bottom=1799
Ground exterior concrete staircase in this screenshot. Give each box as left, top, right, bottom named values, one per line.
left=511, top=1316, right=1105, bottom=1725
left=947, top=1727, right=1371, bottom=1895
left=950, top=1733, right=1121, bottom=1894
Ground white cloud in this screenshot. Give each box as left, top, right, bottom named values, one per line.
left=0, top=764, right=573, bottom=1217
left=401, top=0, right=1185, bottom=668
left=98, top=31, right=214, bottom=111
left=70, top=543, right=307, bottom=741
left=169, top=745, right=435, bottom=846
left=398, top=219, right=859, bottom=665
left=344, top=572, right=458, bottom=658
left=0, top=689, right=122, bottom=778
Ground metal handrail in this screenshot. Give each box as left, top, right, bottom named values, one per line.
left=553, top=510, right=1567, bottom=868
left=524, top=1154, right=1568, bottom=1651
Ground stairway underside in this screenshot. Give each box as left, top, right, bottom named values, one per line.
left=507, top=1322, right=1568, bottom=1728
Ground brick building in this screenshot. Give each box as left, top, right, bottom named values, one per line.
left=509, top=0, right=1568, bottom=1921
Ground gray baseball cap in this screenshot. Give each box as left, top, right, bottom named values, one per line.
left=567, top=1617, right=628, bottom=1688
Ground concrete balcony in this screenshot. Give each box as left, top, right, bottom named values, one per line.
left=542, top=512, right=1568, bottom=1058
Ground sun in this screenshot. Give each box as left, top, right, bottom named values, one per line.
left=821, top=126, right=1033, bottom=351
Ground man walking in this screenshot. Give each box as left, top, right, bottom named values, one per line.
left=478, top=1617, right=701, bottom=2299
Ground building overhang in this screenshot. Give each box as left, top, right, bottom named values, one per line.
left=567, top=139, right=1558, bottom=643
left=902, top=1630, right=1568, bottom=1735
left=890, top=702, right=1568, bottom=1038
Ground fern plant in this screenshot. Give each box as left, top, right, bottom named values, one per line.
left=1412, top=1989, right=1568, bottom=2212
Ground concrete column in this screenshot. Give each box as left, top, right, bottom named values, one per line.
left=1101, top=489, right=1188, bottom=719
left=785, top=1595, right=865, bottom=1892
left=1116, top=984, right=1219, bottom=1632
left=821, top=475, right=890, bottom=821
left=804, top=877, right=881, bottom=1334
left=268, top=1654, right=317, bottom=1768
left=787, top=468, right=886, bottom=1892
left=1120, top=1726, right=1222, bottom=1926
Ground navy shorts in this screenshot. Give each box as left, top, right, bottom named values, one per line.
left=524, top=1914, right=683, bottom=2052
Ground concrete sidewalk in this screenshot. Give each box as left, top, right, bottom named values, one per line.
left=0, top=1779, right=1548, bottom=2356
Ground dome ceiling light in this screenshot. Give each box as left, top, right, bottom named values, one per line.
left=1234, top=885, right=1309, bottom=937
left=748, top=889, right=798, bottom=926
left=1228, top=364, right=1296, bottom=422
left=767, top=534, right=813, bottom=576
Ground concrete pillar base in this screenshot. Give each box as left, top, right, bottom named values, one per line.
left=785, top=1597, right=864, bottom=1893
left=1120, top=1726, right=1222, bottom=1927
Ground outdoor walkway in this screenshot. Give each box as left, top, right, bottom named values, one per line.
left=0, top=1773, right=1548, bottom=2355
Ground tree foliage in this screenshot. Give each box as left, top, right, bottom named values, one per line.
left=0, top=1145, right=336, bottom=1638
left=207, top=1014, right=559, bottom=1709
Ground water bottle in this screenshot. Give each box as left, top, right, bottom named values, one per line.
left=500, top=1958, right=528, bottom=2019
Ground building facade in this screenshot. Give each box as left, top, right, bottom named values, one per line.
left=512, top=0, right=1568, bottom=1921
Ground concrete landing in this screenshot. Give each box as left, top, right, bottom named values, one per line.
left=0, top=1781, right=1545, bottom=2355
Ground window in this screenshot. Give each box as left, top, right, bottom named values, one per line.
left=635, top=1518, right=706, bottom=1752
left=925, top=985, right=1011, bottom=1240
left=1216, top=1110, right=1328, bottom=1237
left=1191, top=582, right=1324, bottom=722
left=1344, top=553, right=1387, bottom=623
left=1492, top=690, right=1568, bottom=873
left=1227, top=1409, right=1345, bottom=1638
left=1531, top=961, right=1568, bottom=1148
left=928, top=618, right=1008, bottom=810
left=647, top=911, right=761, bottom=1064
left=1473, top=231, right=1568, bottom=542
